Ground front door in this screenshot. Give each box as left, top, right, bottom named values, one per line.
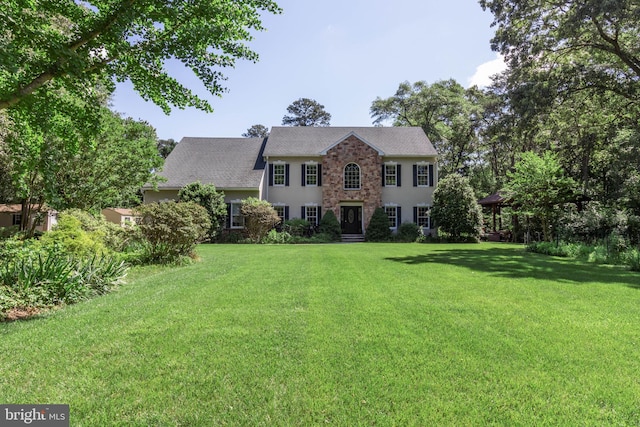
left=341, top=206, right=362, bottom=234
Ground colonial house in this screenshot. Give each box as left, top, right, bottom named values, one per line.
left=143, top=126, right=438, bottom=235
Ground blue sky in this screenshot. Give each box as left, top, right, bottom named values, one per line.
left=110, top=0, right=505, bottom=141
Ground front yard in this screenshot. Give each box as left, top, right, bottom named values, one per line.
left=1, top=243, right=639, bottom=425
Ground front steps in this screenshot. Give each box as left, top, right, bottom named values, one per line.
left=341, top=234, right=365, bottom=243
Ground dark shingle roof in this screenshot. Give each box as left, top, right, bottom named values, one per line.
left=153, top=137, right=266, bottom=190
left=263, top=126, right=437, bottom=157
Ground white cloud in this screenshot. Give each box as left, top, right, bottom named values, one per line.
left=467, top=54, right=507, bottom=88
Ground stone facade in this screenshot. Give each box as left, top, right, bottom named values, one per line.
left=322, top=135, right=383, bottom=230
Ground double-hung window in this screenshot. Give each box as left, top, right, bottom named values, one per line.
left=413, top=163, right=434, bottom=187
left=230, top=202, right=244, bottom=228
left=273, top=164, right=286, bottom=186
left=12, top=214, right=21, bottom=226
left=384, top=205, right=401, bottom=229
left=414, top=206, right=431, bottom=229
left=302, top=163, right=321, bottom=187
left=383, top=164, right=401, bottom=187
left=273, top=205, right=289, bottom=222
left=416, top=165, right=429, bottom=186
left=301, top=205, right=321, bottom=226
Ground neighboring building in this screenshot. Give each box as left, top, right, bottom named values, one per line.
left=143, top=126, right=438, bottom=235
left=102, top=208, right=141, bottom=227
left=0, top=204, right=58, bottom=232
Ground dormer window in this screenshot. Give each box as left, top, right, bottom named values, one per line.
left=344, top=163, right=361, bottom=190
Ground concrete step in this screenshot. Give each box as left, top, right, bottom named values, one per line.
left=341, top=234, right=365, bottom=243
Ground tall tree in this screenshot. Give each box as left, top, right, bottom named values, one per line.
left=480, top=0, right=640, bottom=103
left=5, top=107, right=163, bottom=219
left=157, top=138, right=177, bottom=159
left=0, top=0, right=282, bottom=113
left=371, top=80, right=487, bottom=177
left=242, top=124, right=270, bottom=138
left=503, top=151, right=578, bottom=242
left=431, top=173, right=483, bottom=240
left=282, top=98, right=331, bottom=127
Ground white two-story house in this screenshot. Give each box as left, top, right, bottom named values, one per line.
left=143, top=126, right=438, bottom=235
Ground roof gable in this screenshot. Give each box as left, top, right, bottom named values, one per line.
left=320, top=131, right=385, bottom=155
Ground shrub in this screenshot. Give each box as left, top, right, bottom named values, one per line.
left=365, top=208, right=392, bottom=242
left=624, top=249, right=640, bottom=271
left=262, top=229, right=292, bottom=244
left=397, top=222, right=420, bottom=242
left=431, top=173, right=483, bottom=240
left=240, top=198, right=281, bottom=242
left=59, top=209, right=132, bottom=252
left=39, top=214, right=106, bottom=257
left=178, top=181, right=227, bottom=238
left=137, top=202, right=211, bottom=262
left=318, top=210, right=341, bottom=242
left=283, top=218, right=311, bottom=237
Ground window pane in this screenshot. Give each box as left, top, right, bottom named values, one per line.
left=385, top=207, right=397, bottom=228
left=306, top=206, right=318, bottom=225
left=344, top=163, right=360, bottom=189
left=274, top=164, right=285, bottom=185
left=417, top=165, right=429, bottom=186
left=306, top=164, right=317, bottom=186
left=385, top=164, right=397, bottom=186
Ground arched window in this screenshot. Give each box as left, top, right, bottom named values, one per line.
left=344, top=163, right=361, bottom=190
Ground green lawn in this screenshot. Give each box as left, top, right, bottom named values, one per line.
left=1, top=243, right=640, bottom=425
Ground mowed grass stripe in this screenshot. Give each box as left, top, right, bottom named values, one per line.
left=1, top=243, right=639, bottom=425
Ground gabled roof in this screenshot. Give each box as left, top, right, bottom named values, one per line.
left=263, top=126, right=437, bottom=157
left=151, top=137, right=266, bottom=190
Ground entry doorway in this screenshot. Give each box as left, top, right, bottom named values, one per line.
left=341, top=205, right=362, bottom=234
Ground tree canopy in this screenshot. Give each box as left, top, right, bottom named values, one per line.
left=0, top=0, right=282, bottom=113
left=242, top=124, right=270, bottom=138
left=282, top=98, right=331, bottom=127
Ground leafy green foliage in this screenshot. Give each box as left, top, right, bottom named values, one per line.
left=137, top=202, right=211, bottom=262
left=282, top=98, right=331, bottom=127
left=157, top=138, right=177, bottom=159
left=283, top=218, right=311, bottom=237
left=371, top=80, right=487, bottom=176
left=318, top=210, right=341, bottom=242
left=503, top=151, right=578, bottom=241
left=0, top=247, right=127, bottom=320
left=397, top=222, right=421, bottom=242
left=431, top=173, right=483, bottom=240
left=365, top=208, right=392, bottom=242
left=0, top=0, right=282, bottom=113
left=242, top=124, right=269, bottom=138
left=240, top=198, right=280, bottom=242
left=39, top=214, right=106, bottom=257
left=178, top=182, right=227, bottom=239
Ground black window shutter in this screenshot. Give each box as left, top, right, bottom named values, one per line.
left=284, top=206, right=290, bottom=220
left=301, top=206, right=306, bottom=219
left=413, top=206, right=418, bottom=224
left=285, top=164, right=290, bottom=186
left=317, top=164, right=322, bottom=186
left=301, top=164, right=306, bottom=187
left=397, top=165, right=402, bottom=187
left=382, top=164, right=386, bottom=187
left=268, top=164, right=274, bottom=186
left=397, top=206, right=402, bottom=228
left=429, top=164, right=434, bottom=187
left=226, top=203, right=231, bottom=228
left=413, top=165, right=418, bottom=187
left=317, top=207, right=322, bottom=225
